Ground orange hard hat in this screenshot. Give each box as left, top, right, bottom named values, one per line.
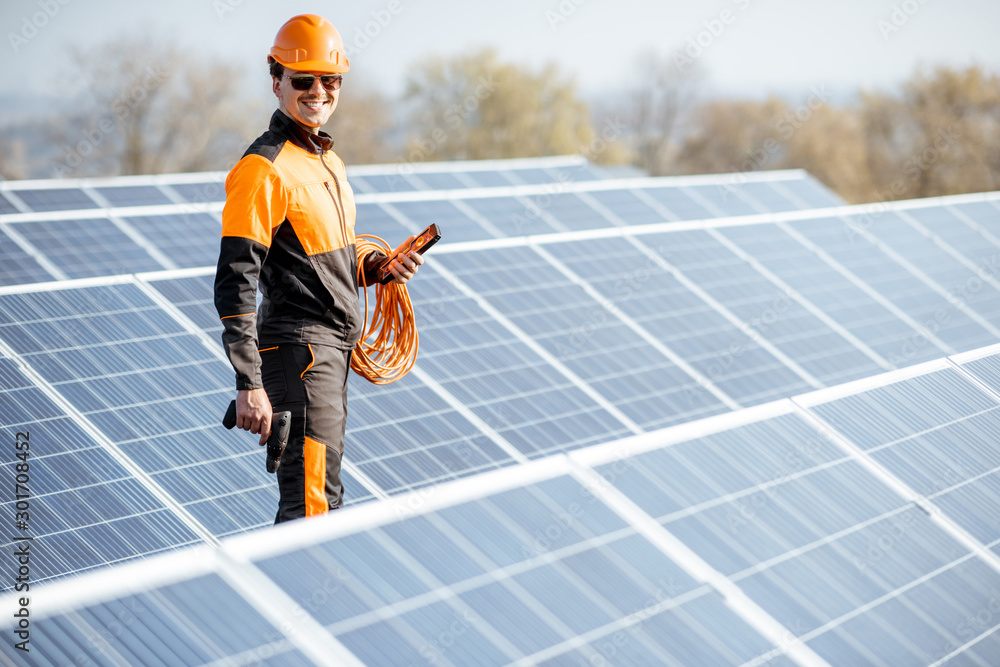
left=268, top=14, right=350, bottom=74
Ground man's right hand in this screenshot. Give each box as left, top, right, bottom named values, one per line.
left=237, top=388, right=273, bottom=447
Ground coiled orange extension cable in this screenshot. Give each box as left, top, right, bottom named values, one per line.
left=352, top=235, right=419, bottom=384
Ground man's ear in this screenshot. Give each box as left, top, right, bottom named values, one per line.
left=272, top=76, right=281, bottom=98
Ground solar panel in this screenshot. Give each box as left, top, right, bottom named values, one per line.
left=542, top=236, right=816, bottom=406
left=94, top=185, right=174, bottom=207
left=0, top=193, right=21, bottom=215
left=0, top=171, right=846, bottom=280
left=10, top=343, right=1000, bottom=665
left=4, top=168, right=999, bottom=602
left=461, top=170, right=514, bottom=188
left=788, top=216, right=998, bottom=354
left=731, top=181, right=805, bottom=212
left=776, top=177, right=845, bottom=208
left=429, top=246, right=733, bottom=429
left=0, top=351, right=203, bottom=588
left=0, top=228, right=55, bottom=285
left=406, top=263, right=636, bottom=458
left=124, top=213, right=222, bottom=269
left=167, top=181, right=227, bottom=204
left=716, top=223, right=948, bottom=367
left=13, top=188, right=98, bottom=212
left=0, top=281, right=375, bottom=553
left=649, top=229, right=886, bottom=386
left=12, top=218, right=165, bottom=278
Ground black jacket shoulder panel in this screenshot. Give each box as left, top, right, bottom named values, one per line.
left=242, top=129, right=286, bottom=163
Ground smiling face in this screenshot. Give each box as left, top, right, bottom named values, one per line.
left=272, top=67, right=339, bottom=133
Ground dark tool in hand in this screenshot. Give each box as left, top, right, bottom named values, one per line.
left=376, top=223, right=441, bottom=284
left=223, top=400, right=291, bottom=474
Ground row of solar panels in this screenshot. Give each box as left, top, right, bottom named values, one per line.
left=2, top=187, right=1000, bottom=592
left=4, top=343, right=1000, bottom=666
left=0, top=155, right=610, bottom=212
left=0, top=169, right=841, bottom=285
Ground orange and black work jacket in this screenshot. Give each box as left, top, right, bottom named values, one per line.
left=215, top=110, right=383, bottom=390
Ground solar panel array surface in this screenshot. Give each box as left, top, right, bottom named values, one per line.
left=2, top=179, right=1000, bottom=589
left=0, top=168, right=843, bottom=282
left=5, top=344, right=1000, bottom=666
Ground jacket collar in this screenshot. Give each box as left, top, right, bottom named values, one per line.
left=270, top=109, right=334, bottom=154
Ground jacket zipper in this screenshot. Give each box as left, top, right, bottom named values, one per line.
left=319, top=152, right=349, bottom=245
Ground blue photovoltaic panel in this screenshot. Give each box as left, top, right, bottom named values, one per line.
left=353, top=173, right=417, bottom=194
left=731, top=181, right=803, bottom=212
left=904, top=205, right=1000, bottom=273
left=717, top=224, right=945, bottom=367
left=462, top=196, right=562, bottom=237
left=147, top=274, right=220, bottom=334
left=962, top=351, right=1000, bottom=394
left=585, top=189, right=665, bottom=225
left=788, top=216, right=997, bottom=353
left=0, top=354, right=202, bottom=589
left=124, top=213, right=222, bottom=268
left=255, top=476, right=779, bottom=666
left=684, top=184, right=761, bottom=217
left=0, top=573, right=312, bottom=666
left=355, top=202, right=420, bottom=243
left=779, top=177, right=845, bottom=208
left=0, top=285, right=285, bottom=537
left=411, top=171, right=467, bottom=190
left=168, top=181, right=226, bottom=203
left=641, top=186, right=714, bottom=220
left=948, top=201, right=1000, bottom=238
left=433, top=245, right=731, bottom=429
left=810, top=368, right=1000, bottom=550
left=538, top=193, right=614, bottom=230
left=649, top=229, right=886, bottom=385
left=389, top=200, right=495, bottom=242
left=462, top=170, right=514, bottom=188
left=555, top=163, right=606, bottom=182
left=407, top=264, right=634, bottom=457
left=13, top=218, right=164, bottom=278
left=859, top=211, right=1000, bottom=327
left=346, top=370, right=519, bottom=494
left=598, top=409, right=1000, bottom=666
left=94, top=185, right=174, bottom=207
left=0, top=228, right=54, bottom=285
left=15, top=188, right=98, bottom=212
left=509, top=168, right=561, bottom=185
left=8, top=345, right=1000, bottom=665
left=0, top=193, right=20, bottom=214
left=544, top=236, right=815, bottom=405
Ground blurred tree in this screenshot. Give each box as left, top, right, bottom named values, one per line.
left=859, top=65, right=1000, bottom=202
left=628, top=50, right=703, bottom=176
left=322, top=86, right=395, bottom=165
left=655, top=64, right=1000, bottom=203
left=674, top=97, right=789, bottom=175
left=785, top=105, right=868, bottom=202
left=401, top=49, right=594, bottom=161
left=50, top=33, right=264, bottom=177
left=0, top=134, right=27, bottom=180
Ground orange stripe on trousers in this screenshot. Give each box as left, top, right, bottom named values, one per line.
left=303, top=436, right=329, bottom=517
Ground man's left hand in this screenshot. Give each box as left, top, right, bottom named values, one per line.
left=385, top=236, right=424, bottom=284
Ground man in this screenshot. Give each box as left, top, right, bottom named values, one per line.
left=215, top=14, right=422, bottom=523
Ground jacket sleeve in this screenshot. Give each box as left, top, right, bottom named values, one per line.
left=214, top=155, right=288, bottom=390
left=359, top=250, right=388, bottom=287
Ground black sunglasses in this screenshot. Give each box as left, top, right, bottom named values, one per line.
left=283, top=73, right=343, bottom=91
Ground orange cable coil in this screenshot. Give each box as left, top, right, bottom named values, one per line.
left=352, top=235, right=419, bottom=384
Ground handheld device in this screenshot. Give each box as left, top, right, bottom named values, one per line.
left=223, top=400, right=291, bottom=474
left=376, top=224, right=441, bottom=284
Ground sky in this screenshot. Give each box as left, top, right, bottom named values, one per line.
left=2, top=0, right=1000, bottom=110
